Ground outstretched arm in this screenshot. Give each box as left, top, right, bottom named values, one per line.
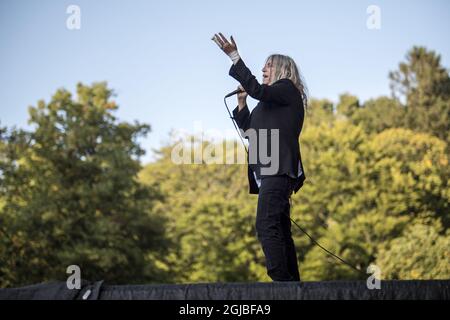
left=212, top=32, right=251, bottom=135
left=212, top=32, right=292, bottom=105
left=229, top=59, right=291, bottom=105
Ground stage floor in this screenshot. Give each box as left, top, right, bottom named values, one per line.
left=1, top=280, right=449, bottom=300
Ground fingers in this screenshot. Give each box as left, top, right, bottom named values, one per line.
left=218, top=32, right=230, bottom=45
left=212, top=32, right=237, bottom=52
left=212, top=34, right=221, bottom=46
left=216, top=34, right=225, bottom=46
left=211, top=34, right=223, bottom=48
left=230, top=35, right=237, bottom=47
left=238, top=85, right=247, bottom=97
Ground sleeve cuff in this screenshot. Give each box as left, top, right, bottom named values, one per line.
left=232, top=104, right=249, bottom=121
left=229, top=58, right=247, bottom=81
left=228, top=50, right=241, bottom=65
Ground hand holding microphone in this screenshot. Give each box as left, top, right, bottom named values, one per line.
left=237, top=85, right=247, bottom=109
left=224, top=85, right=247, bottom=110
left=237, top=85, right=247, bottom=100
left=225, top=85, right=247, bottom=98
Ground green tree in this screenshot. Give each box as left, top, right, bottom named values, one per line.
left=299, top=124, right=449, bottom=280
left=389, top=46, right=450, bottom=143
left=139, top=104, right=449, bottom=283
left=336, top=93, right=360, bottom=119
left=0, top=82, right=169, bottom=287
left=303, top=98, right=335, bottom=128
left=139, top=137, right=269, bottom=283
left=3, top=45, right=448, bottom=287
left=376, top=219, right=450, bottom=279
left=349, top=96, right=406, bottom=134
left=389, top=46, right=450, bottom=104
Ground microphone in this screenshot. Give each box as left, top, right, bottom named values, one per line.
left=224, top=88, right=244, bottom=98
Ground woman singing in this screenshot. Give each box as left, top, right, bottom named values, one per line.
left=212, top=32, right=308, bottom=281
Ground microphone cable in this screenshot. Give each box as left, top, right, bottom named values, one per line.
left=224, top=96, right=248, bottom=155
left=224, top=94, right=366, bottom=277
left=287, top=196, right=366, bottom=276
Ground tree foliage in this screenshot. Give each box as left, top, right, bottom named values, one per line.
left=0, top=83, right=169, bottom=287
left=1, top=47, right=449, bottom=287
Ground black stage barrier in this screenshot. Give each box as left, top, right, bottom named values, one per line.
left=0, top=280, right=449, bottom=300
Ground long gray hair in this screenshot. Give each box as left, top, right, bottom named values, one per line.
left=267, top=54, right=308, bottom=112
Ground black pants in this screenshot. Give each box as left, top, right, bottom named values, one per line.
left=256, top=174, right=300, bottom=281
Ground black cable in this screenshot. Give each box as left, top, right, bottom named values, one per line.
left=288, top=196, right=366, bottom=276
left=224, top=97, right=248, bottom=155
left=224, top=94, right=365, bottom=277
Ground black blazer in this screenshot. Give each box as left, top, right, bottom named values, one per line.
left=229, top=58, right=306, bottom=195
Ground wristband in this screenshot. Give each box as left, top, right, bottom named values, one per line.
left=228, top=50, right=241, bottom=64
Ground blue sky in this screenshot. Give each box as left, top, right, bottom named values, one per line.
left=1, top=0, right=449, bottom=163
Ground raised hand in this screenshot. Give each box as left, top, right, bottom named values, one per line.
left=211, top=32, right=238, bottom=55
